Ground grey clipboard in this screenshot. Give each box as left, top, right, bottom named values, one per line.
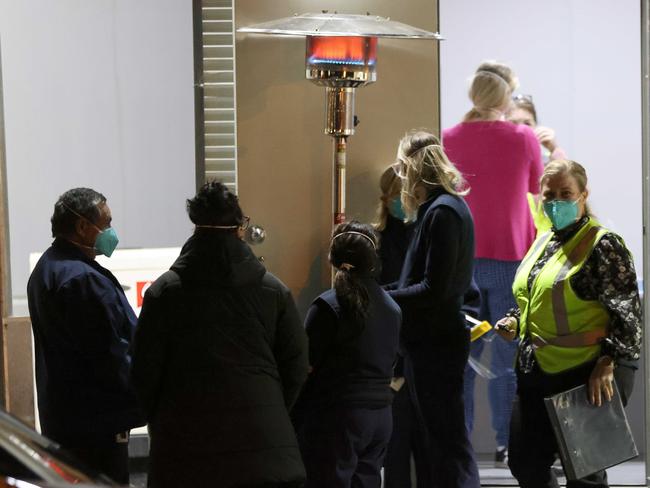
left=544, top=382, right=638, bottom=480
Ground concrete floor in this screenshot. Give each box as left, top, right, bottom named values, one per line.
left=130, top=472, right=146, bottom=488
left=477, top=456, right=645, bottom=486
left=129, top=460, right=646, bottom=487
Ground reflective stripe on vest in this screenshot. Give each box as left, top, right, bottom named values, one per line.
left=512, top=219, right=610, bottom=373
left=515, top=231, right=552, bottom=278
left=531, top=328, right=607, bottom=349
left=551, top=225, right=601, bottom=336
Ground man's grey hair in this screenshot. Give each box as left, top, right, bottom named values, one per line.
left=51, top=188, right=107, bottom=237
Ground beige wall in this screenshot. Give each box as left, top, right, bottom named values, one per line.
left=235, top=1, right=440, bottom=314
left=3, top=317, right=34, bottom=426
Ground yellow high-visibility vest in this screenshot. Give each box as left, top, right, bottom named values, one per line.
left=512, top=218, right=610, bottom=373
left=527, top=193, right=552, bottom=237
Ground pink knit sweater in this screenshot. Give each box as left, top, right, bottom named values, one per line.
left=442, top=120, right=543, bottom=261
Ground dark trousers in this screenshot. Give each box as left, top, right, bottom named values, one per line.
left=509, top=361, right=636, bottom=488
left=66, top=440, right=129, bottom=485
left=408, top=338, right=480, bottom=488
left=383, top=383, right=429, bottom=488
left=299, top=406, right=392, bottom=488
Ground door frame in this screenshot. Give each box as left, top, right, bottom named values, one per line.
left=0, top=37, right=11, bottom=408
left=641, top=0, right=650, bottom=484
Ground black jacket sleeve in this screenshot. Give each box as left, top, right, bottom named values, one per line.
left=304, top=301, right=338, bottom=369
left=273, top=286, right=309, bottom=409
left=130, top=285, right=171, bottom=421
left=388, top=206, right=462, bottom=308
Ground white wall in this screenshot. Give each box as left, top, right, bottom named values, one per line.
left=440, top=0, right=644, bottom=457
left=440, top=0, right=643, bottom=272
left=0, top=0, right=196, bottom=314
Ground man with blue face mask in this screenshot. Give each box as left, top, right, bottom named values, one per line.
left=27, top=188, right=144, bottom=484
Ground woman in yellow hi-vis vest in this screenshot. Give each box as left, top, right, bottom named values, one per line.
left=495, top=159, right=642, bottom=488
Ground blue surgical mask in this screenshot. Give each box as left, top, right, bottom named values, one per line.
left=94, top=227, right=119, bottom=257
left=543, top=199, right=579, bottom=231
left=388, top=197, right=406, bottom=221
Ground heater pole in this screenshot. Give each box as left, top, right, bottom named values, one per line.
left=333, top=136, right=347, bottom=225
left=326, top=86, right=355, bottom=226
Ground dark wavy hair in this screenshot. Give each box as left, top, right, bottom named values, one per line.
left=330, top=221, right=378, bottom=323
left=51, top=188, right=106, bottom=238
left=186, top=180, right=244, bottom=227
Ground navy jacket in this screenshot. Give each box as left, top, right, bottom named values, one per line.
left=27, top=238, right=143, bottom=445
left=389, top=189, right=475, bottom=346
left=296, top=279, right=401, bottom=410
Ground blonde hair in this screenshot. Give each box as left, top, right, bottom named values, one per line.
left=540, top=159, right=592, bottom=217
left=396, top=131, right=468, bottom=220
left=464, top=61, right=519, bottom=122
left=374, top=165, right=403, bottom=231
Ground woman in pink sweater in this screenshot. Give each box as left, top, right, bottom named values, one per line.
left=442, top=61, right=543, bottom=469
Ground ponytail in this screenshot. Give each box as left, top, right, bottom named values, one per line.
left=374, top=196, right=390, bottom=232
left=463, top=61, right=518, bottom=122
left=334, top=267, right=370, bottom=323
left=329, top=223, right=378, bottom=323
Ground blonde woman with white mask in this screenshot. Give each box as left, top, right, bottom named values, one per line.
left=386, top=131, right=480, bottom=488
left=443, top=61, right=544, bottom=468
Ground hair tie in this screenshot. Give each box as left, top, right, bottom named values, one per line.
left=331, top=231, right=377, bottom=250
left=476, top=69, right=508, bottom=83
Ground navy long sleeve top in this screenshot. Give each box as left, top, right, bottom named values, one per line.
left=378, top=215, right=414, bottom=285
left=388, top=189, right=475, bottom=345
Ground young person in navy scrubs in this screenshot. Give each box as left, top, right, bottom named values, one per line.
left=295, top=221, right=401, bottom=488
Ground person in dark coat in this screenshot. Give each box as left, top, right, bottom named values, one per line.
left=27, top=188, right=144, bottom=485
left=131, top=181, right=309, bottom=488
left=387, top=131, right=480, bottom=488
left=294, top=221, right=401, bottom=488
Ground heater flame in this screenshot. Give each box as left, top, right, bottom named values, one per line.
left=307, top=36, right=377, bottom=66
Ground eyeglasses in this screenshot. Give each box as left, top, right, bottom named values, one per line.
left=512, top=93, right=533, bottom=103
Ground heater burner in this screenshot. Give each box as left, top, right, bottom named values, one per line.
left=306, top=36, right=377, bottom=88
left=307, top=36, right=377, bottom=65
left=309, top=59, right=374, bottom=66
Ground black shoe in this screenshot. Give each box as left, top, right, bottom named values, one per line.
left=494, top=447, right=508, bottom=469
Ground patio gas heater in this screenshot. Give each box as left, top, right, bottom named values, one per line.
left=238, top=12, right=442, bottom=225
